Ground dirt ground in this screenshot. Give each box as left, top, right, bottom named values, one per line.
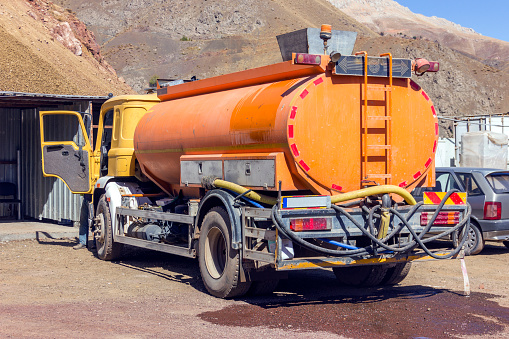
left=0, top=238, right=508, bottom=338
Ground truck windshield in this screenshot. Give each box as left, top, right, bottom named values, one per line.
left=486, top=173, right=509, bottom=194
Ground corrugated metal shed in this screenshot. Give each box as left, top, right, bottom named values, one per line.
left=0, top=91, right=108, bottom=224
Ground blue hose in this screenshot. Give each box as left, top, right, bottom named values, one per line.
left=221, top=189, right=265, bottom=208
left=318, top=238, right=360, bottom=250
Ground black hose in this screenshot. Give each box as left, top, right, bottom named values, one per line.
left=271, top=189, right=471, bottom=258
left=271, top=205, right=370, bottom=256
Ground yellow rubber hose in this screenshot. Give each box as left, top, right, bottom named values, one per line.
left=330, top=185, right=417, bottom=205
left=213, top=179, right=278, bottom=205
left=213, top=180, right=416, bottom=206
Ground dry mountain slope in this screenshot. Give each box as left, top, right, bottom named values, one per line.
left=0, top=0, right=132, bottom=96
left=54, top=0, right=377, bottom=92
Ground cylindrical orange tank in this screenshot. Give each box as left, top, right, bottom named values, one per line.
left=134, top=60, right=438, bottom=195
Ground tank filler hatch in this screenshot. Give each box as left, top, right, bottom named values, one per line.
left=276, top=28, right=357, bottom=62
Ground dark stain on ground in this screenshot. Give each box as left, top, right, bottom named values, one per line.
left=199, top=281, right=509, bottom=338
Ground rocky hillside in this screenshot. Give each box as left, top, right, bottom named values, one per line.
left=0, top=0, right=132, bottom=96
left=53, top=0, right=377, bottom=92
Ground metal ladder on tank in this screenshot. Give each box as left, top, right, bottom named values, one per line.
left=356, top=52, right=393, bottom=186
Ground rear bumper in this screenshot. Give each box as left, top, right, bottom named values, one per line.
left=478, top=218, right=509, bottom=236
left=276, top=250, right=458, bottom=271
left=483, top=229, right=509, bottom=241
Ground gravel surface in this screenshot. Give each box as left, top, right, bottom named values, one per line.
left=0, top=238, right=508, bottom=338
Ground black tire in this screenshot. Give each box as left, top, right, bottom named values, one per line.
left=247, top=279, right=279, bottom=296
left=94, top=195, right=123, bottom=261
left=503, top=241, right=509, bottom=249
left=333, top=265, right=388, bottom=287
left=380, top=262, right=412, bottom=285
left=198, top=207, right=251, bottom=298
left=456, top=223, right=484, bottom=255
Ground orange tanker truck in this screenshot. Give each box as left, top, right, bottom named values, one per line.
left=40, top=26, right=470, bottom=298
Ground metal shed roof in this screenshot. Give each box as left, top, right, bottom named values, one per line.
left=0, top=91, right=110, bottom=108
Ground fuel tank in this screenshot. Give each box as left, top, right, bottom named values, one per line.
left=133, top=60, right=438, bottom=195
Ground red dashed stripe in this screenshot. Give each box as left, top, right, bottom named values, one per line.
left=433, top=140, right=437, bottom=153
left=425, top=192, right=442, bottom=204
left=299, top=160, right=310, bottom=171
left=300, top=89, right=309, bottom=99
left=413, top=171, right=421, bottom=180
left=331, top=184, right=342, bottom=191
left=313, top=77, right=323, bottom=86
left=410, top=80, right=421, bottom=91
left=425, top=157, right=432, bottom=168
left=288, top=125, right=294, bottom=138
left=290, top=106, right=297, bottom=119
left=290, top=143, right=300, bottom=157
left=399, top=181, right=407, bottom=188
left=435, top=123, right=439, bottom=136
left=431, top=105, right=436, bottom=117
left=422, top=91, right=430, bottom=101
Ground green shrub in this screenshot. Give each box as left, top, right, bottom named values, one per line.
left=149, top=75, right=158, bottom=87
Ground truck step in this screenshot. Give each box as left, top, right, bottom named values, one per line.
left=367, top=145, right=391, bottom=150
left=366, top=174, right=392, bottom=179
left=367, top=116, right=391, bottom=121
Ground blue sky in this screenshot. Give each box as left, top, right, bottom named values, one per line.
left=395, top=0, right=508, bottom=42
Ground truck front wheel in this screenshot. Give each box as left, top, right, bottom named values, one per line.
left=95, top=195, right=123, bottom=261
left=198, top=207, right=251, bottom=298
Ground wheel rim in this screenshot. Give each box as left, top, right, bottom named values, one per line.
left=95, top=213, right=105, bottom=246
left=465, top=226, right=477, bottom=250
left=204, top=226, right=227, bottom=279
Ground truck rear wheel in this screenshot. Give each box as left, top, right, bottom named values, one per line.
left=333, top=265, right=388, bottom=287
left=198, top=207, right=251, bottom=298
left=380, top=262, right=412, bottom=285
left=95, top=196, right=123, bottom=261
left=248, top=279, right=279, bottom=296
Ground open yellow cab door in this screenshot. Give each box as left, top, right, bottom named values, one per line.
left=39, top=111, right=95, bottom=194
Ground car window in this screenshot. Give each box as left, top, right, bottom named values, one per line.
left=456, top=173, right=483, bottom=196
left=417, top=172, right=460, bottom=193
left=486, top=173, right=509, bottom=194
left=437, top=172, right=461, bottom=191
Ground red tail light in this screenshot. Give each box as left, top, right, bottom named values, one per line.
left=484, top=202, right=501, bottom=220
left=294, top=53, right=322, bottom=65
left=420, top=211, right=460, bottom=226
left=290, top=217, right=331, bottom=232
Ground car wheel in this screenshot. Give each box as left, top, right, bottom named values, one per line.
left=462, top=223, right=484, bottom=255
